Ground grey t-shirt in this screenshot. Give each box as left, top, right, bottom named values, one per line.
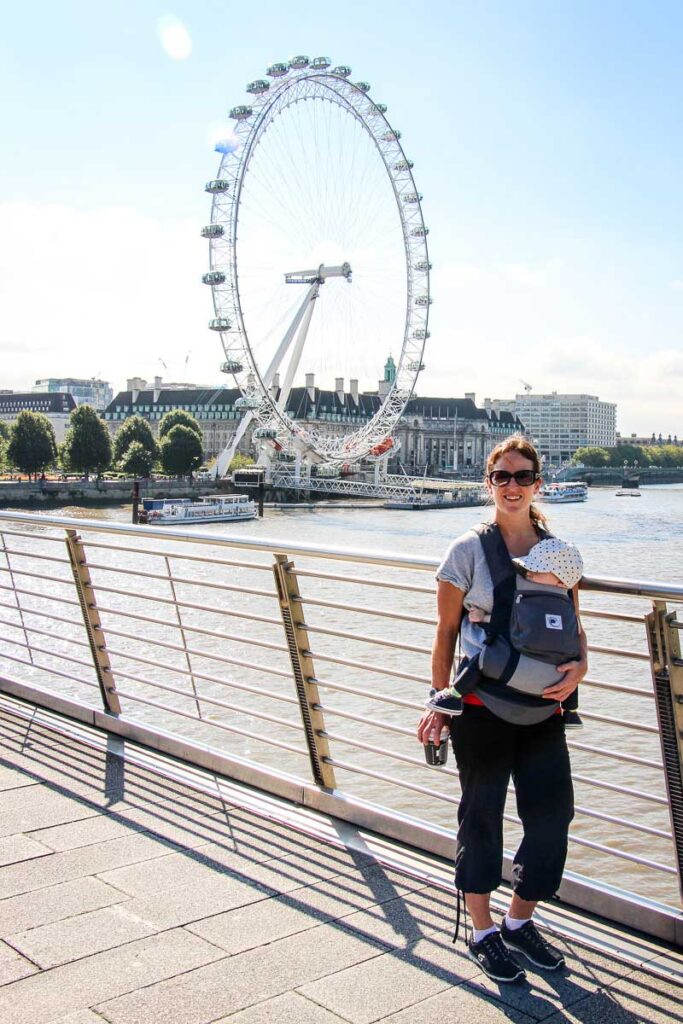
left=436, top=528, right=493, bottom=660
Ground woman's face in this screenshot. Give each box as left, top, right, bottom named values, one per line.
left=486, top=450, right=542, bottom=521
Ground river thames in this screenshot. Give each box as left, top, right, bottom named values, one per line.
left=3, top=483, right=682, bottom=907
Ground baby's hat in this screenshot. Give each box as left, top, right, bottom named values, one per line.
left=512, top=538, right=584, bottom=588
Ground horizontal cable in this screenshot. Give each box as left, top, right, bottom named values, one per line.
left=325, top=756, right=460, bottom=803
left=567, top=741, right=662, bottom=772
left=100, top=620, right=290, bottom=674
left=580, top=607, right=645, bottom=624
left=322, top=730, right=435, bottom=770
left=110, top=667, right=303, bottom=732
left=0, top=567, right=73, bottom=587
left=0, top=528, right=64, bottom=544
left=299, top=620, right=431, bottom=656
left=1, top=547, right=70, bottom=566
left=82, top=538, right=274, bottom=572
left=565, top=833, right=674, bottom=875
left=0, top=650, right=99, bottom=690
left=293, top=594, right=435, bottom=627
left=0, top=616, right=91, bottom=653
left=572, top=771, right=667, bottom=806
left=90, top=582, right=282, bottom=630
left=587, top=643, right=649, bottom=661
left=87, top=560, right=277, bottom=601
left=106, top=644, right=298, bottom=705
left=306, top=648, right=430, bottom=685
left=576, top=710, right=659, bottom=735
left=115, top=688, right=306, bottom=756
left=570, top=803, right=671, bottom=840
left=310, top=676, right=419, bottom=711
left=313, top=702, right=414, bottom=738
left=580, top=676, right=654, bottom=699
left=0, top=581, right=80, bottom=609
left=293, top=566, right=433, bottom=594
left=0, top=600, right=85, bottom=633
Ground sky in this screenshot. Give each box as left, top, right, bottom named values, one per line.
left=1, top=1, right=682, bottom=436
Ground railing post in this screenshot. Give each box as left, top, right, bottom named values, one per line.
left=65, top=529, right=121, bottom=715
left=272, top=553, right=336, bottom=789
left=646, top=600, right=683, bottom=902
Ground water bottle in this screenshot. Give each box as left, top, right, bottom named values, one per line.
left=424, top=725, right=450, bottom=766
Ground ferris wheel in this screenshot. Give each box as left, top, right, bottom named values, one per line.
left=203, top=56, right=431, bottom=475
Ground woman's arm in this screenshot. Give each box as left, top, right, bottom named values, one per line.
left=417, top=581, right=465, bottom=743
left=542, top=583, right=588, bottom=702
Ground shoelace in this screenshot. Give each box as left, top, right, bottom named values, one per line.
left=515, top=921, right=547, bottom=950
left=477, top=932, right=508, bottom=963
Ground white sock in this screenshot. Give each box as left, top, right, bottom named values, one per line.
left=505, top=914, right=530, bottom=932
left=473, top=924, right=498, bottom=943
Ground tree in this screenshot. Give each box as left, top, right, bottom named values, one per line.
left=228, top=453, right=255, bottom=472
left=160, top=424, right=203, bottom=477
left=7, top=411, right=57, bottom=479
left=0, top=421, right=10, bottom=442
left=112, top=415, right=158, bottom=469
left=118, top=440, right=156, bottom=478
left=606, top=444, right=649, bottom=467
left=159, top=409, right=202, bottom=442
left=60, top=405, right=112, bottom=479
left=572, top=446, right=609, bottom=467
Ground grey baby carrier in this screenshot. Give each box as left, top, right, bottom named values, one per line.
left=457, top=523, right=580, bottom=724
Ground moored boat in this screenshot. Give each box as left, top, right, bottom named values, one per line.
left=538, top=482, right=588, bottom=504
left=139, top=493, right=257, bottom=524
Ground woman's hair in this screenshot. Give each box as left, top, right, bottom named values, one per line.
left=485, top=435, right=548, bottom=530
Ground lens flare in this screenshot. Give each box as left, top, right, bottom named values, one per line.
left=158, top=15, right=192, bottom=61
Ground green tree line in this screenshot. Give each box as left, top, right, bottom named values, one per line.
left=1, top=407, right=206, bottom=479
left=572, top=444, right=683, bottom=468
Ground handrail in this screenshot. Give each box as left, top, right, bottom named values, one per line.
left=1, top=508, right=682, bottom=947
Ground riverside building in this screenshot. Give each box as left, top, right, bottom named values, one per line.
left=32, top=377, right=113, bottom=411
left=0, top=391, right=76, bottom=443
left=490, top=392, right=616, bottom=465
left=104, top=368, right=525, bottom=472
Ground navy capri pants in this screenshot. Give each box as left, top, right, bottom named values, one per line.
left=450, top=705, right=574, bottom=901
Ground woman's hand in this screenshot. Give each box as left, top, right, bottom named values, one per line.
left=417, top=709, right=450, bottom=745
left=542, top=657, right=587, bottom=703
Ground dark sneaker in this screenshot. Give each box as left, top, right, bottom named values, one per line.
left=425, top=687, right=463, bottom=716
left=467, top=930, right=526, bottom=983
left=500, top=919, right=565, bottom=970
left=563, top=710, right=584, bottom=729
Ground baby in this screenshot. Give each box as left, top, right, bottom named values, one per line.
left=469, top=538, right=584, bottom=726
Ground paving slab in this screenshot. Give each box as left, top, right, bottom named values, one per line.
left=0, top=875, right=127, bottom=935
left=95, top=919, right=390, bottom=1024
left=298, top=932, right=481, bottom=1023
left=542, top=987, right=675, bottom=1024
left=213, top=991, right=350, bottom=1024
left=47, top=1012, right=107, bottom=1024
left=378, top=983, right=537, bottom=1024
left=0, top=829, right=182, bottom=900
left=121, top=872, right=276, bottom=930
left=29, top=813, right=144, bottom=852
left=0, top=832, right=52, bottom=866
left=0, top=937, right=38, bottom=985
left=605, top=963, right=683, bottom=1021
left=461, top=934, right=641, bottom=1022
left=187, top=862, right=425, bottom=954
left=0, top=784, right=99, bottom=838
left=7, top=903, right=157, bottom=969
left=0, top=761, right=37, bottom=791
left=0, top=927, right=226, bottom=1024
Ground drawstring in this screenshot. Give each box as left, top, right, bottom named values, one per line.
left=452, top=888, right=462, bottom=943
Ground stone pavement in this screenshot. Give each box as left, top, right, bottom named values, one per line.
left=0, top=704, right=681, bottom=1024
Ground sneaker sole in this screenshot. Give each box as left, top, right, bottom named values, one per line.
left=467, top=947, right=526, bottom=983
left=501, top=937, right=565, bottom=970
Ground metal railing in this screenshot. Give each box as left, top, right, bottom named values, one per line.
left=0, top=509, right=682, bottom=946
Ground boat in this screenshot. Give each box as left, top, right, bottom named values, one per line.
left=537, top=482, right=588, bottom=504
left=616, top=475, right=641, bottom=497
left=139, top=494, right=257, bottom=524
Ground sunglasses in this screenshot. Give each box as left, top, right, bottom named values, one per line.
left=488, top=469, right=539, bottom=487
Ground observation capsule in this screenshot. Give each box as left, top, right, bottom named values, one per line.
left=408, top=360, right=426, bottom=371
left=202, top=271, right=226, bottom=285
left=204, top=179, right=231, bottom=194
left=414, top=261, right=432, bottom=271
left=412, top=330, right=431, bottom=340
left=394, top=159, right=414, bottom=171
left=414, top=295, right=432, bottom=307
left=310, top=56, right=331, bottom=69
left=201, top=224, right=225, bottom=238
left=221, top=360, right=243, bottom=374
left=410, top=226, right=429, bottom=237
left=289, top=55, right=310, bottom=68
left=381, top=130, right=401, bottom=142
left=254, top=427, right=278, bottom=439
left=402, top=192, right=422, bottom=203
left=229, top=105, right=253, bottom=121
left=246, top=79, right=270, bottom=94
left=208, top=317, right=232, bottom=331
left=235, top=396, right=261, bottom=410
left=369, top=103, right=388, bottom=115
left=354, top=81, right=370, bottom=92
left=266, top=62, right=289, bottom=77
left=332, top=65, right=352, bottom=77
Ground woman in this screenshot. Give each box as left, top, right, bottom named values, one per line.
left=417, top=436, right=587, bottom=983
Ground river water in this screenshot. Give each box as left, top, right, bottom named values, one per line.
left=2, top=484, right=682, bottom=907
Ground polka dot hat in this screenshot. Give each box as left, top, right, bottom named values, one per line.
left=512, top=538, right=584, bottom=588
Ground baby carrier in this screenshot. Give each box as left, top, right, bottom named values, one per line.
left=457, top=523, right=580, bottom=724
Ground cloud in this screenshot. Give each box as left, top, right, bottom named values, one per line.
left=670, top=279, right=683, bottom=290
left=0, top=202, right=213, bottom=392
left=500, top=263, right=544, bottom=288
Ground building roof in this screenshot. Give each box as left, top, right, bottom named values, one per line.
left=0, top=392, right=76, bottom=414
